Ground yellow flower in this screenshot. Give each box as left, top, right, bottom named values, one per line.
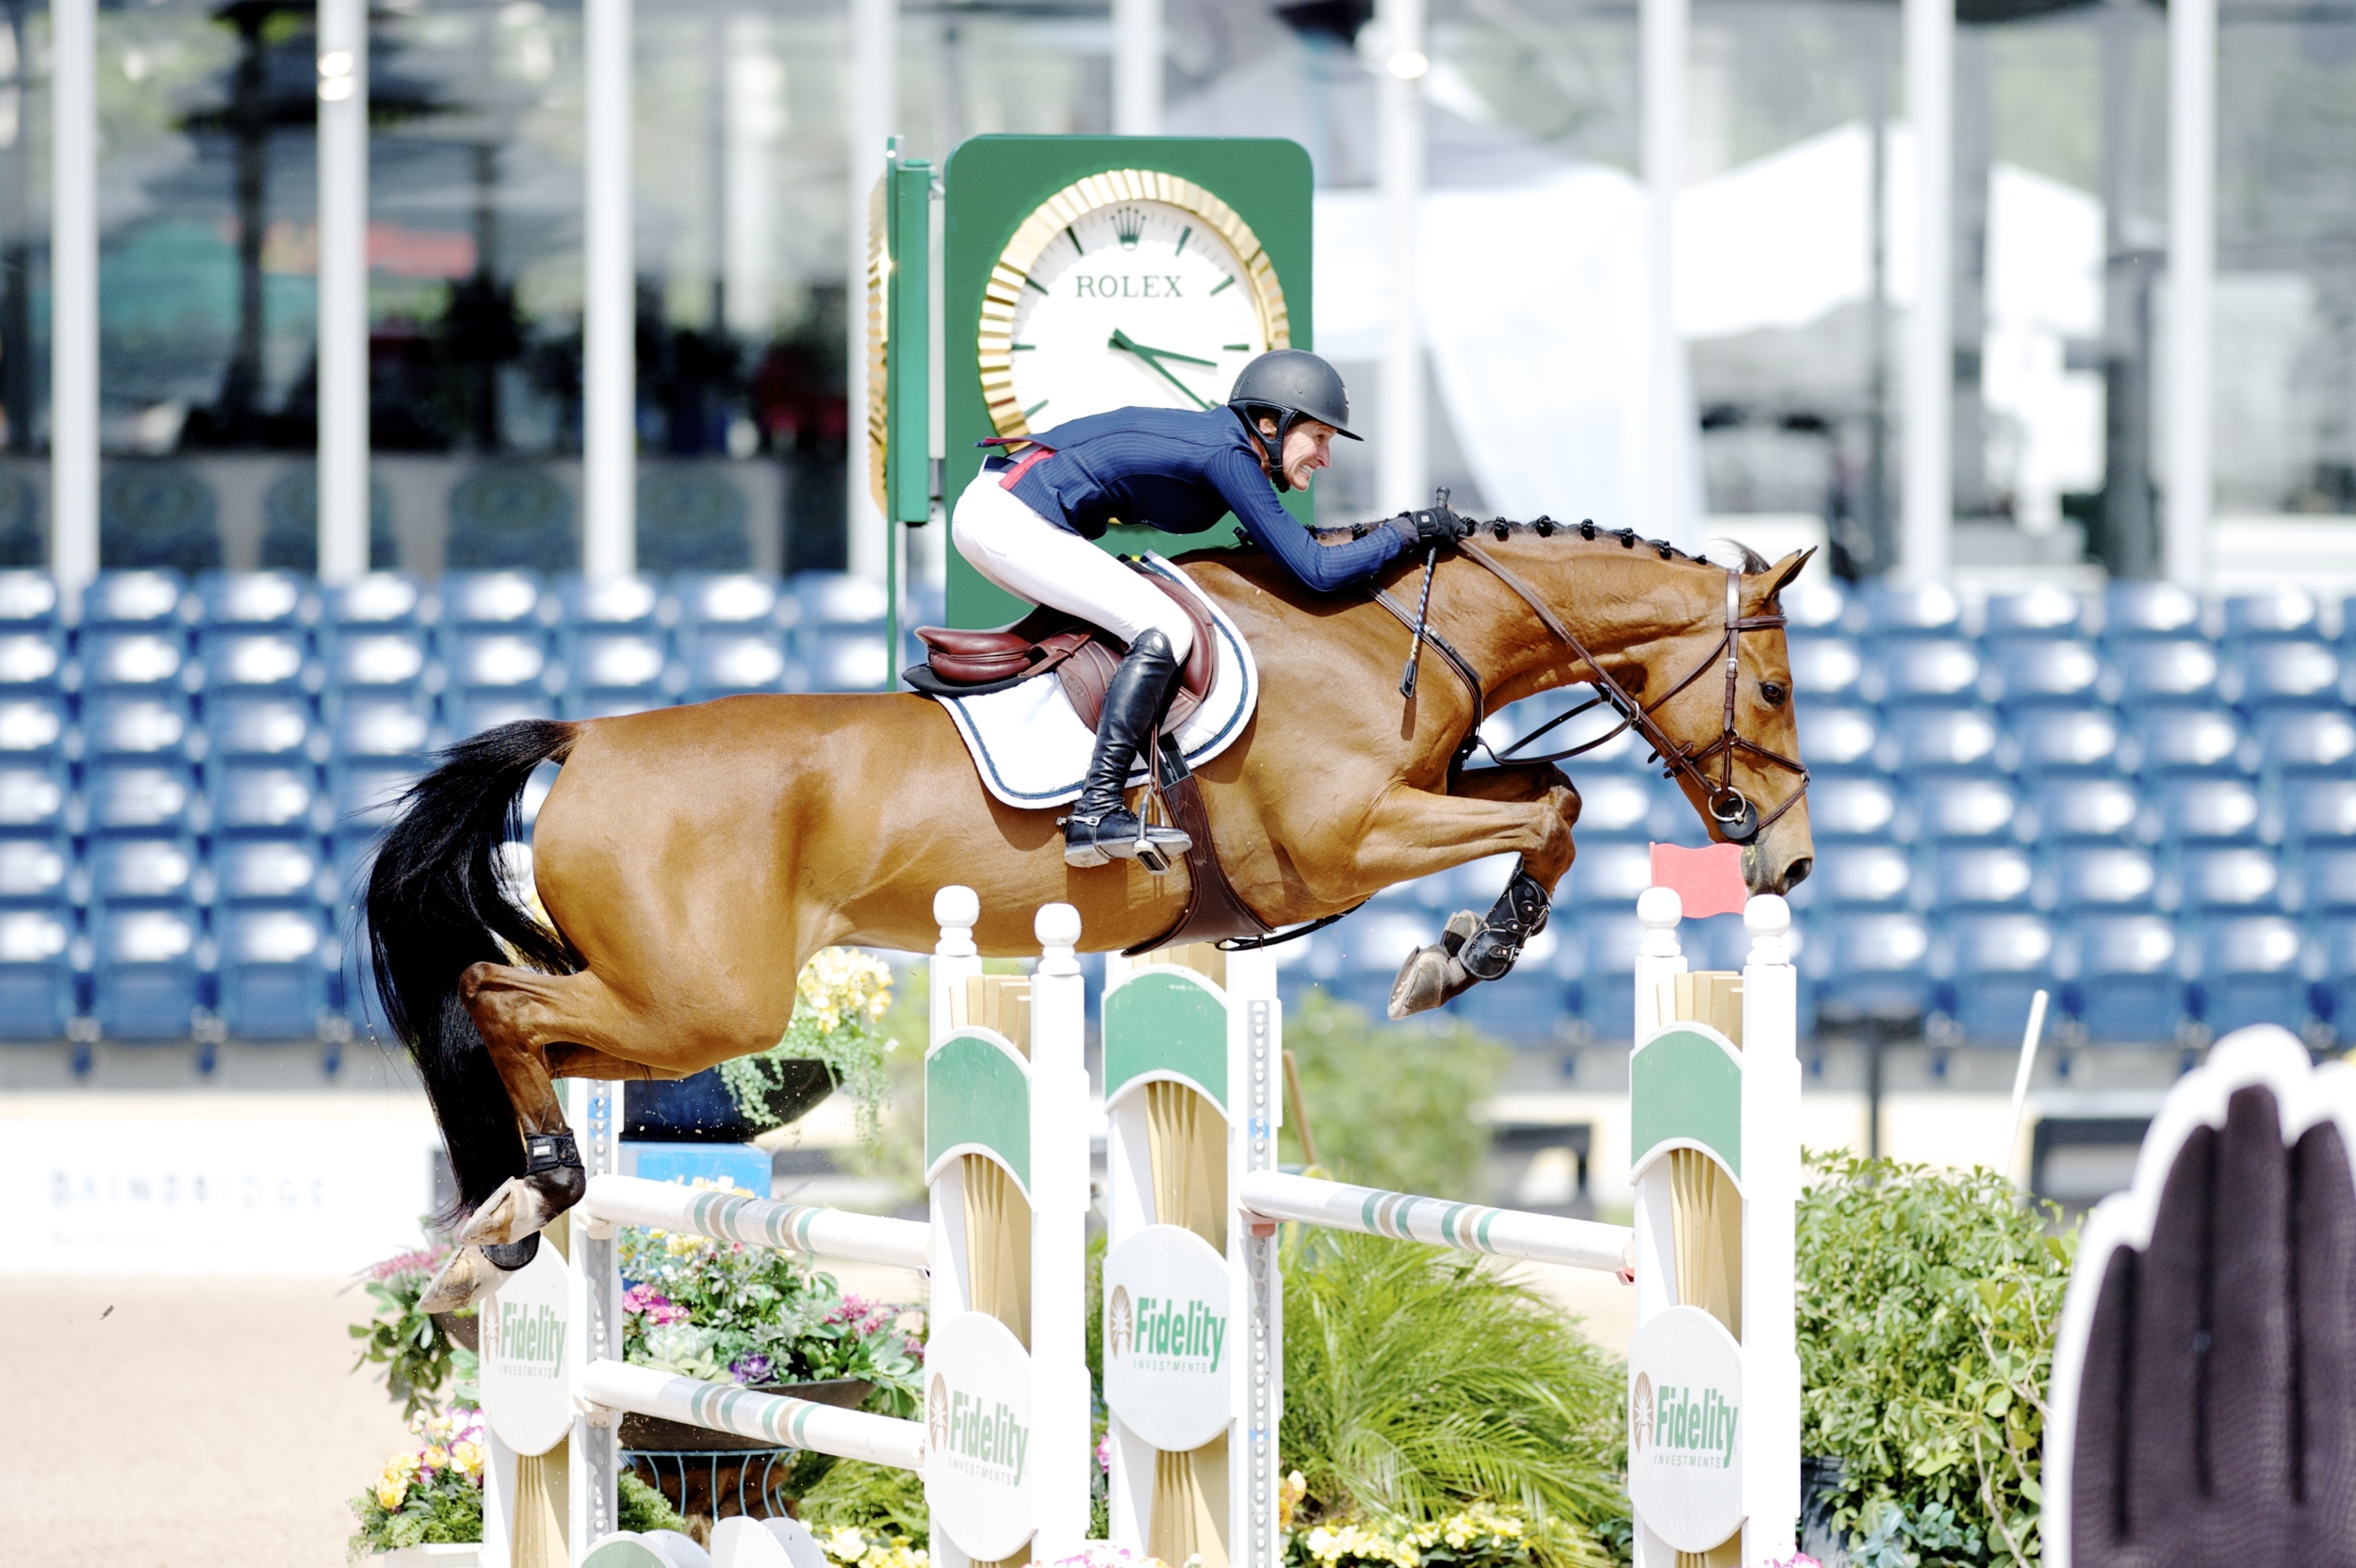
left=376, top=1480, right=408, bottom=1511
left=451, top=1441, right=483, bottom=1478
left=422, top=1445, right=450, bottom=1470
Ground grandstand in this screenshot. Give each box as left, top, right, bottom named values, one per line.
left=1, top=565, right=2350, bottom=1057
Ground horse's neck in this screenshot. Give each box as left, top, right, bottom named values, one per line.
left=1432, top=546, right=1716, bottom=711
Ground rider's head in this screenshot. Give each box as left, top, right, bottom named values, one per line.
left=1228, top=350, right=1360, bottom=493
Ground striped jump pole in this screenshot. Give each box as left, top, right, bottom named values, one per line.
left=1235, top=1169, right=1636, bottom=1276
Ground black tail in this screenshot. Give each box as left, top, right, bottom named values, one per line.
left=366, top=719, right=580, bottom=1222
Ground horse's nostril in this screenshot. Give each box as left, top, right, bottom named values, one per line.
left=1781, top=856, right=1813, bottom=891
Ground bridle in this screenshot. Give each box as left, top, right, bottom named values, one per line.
left=1374, top=538, right=1811, bottom=844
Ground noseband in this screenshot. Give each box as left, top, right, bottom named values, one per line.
left=1379, top=541, right=1811, bottom=845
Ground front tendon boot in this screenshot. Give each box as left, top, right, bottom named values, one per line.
left=1458, top=866, right=1553, bottom=981
left=1064, top=629, right=1194, bottom=870
left=1389, top=865, right=1554, bottom=1020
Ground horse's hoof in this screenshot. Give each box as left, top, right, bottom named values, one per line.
left=419, top=1245, right=515, bottom=1313
left=455, top=1174, right=560, bottom=1247
left=1389, top=943, right=1469, bottom=1019
left=1440, top=909, right=1483, bottom=956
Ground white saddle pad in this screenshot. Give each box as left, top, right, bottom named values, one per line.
left=926, top=552, right=1260, bottom=809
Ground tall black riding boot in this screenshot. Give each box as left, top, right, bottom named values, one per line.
left=1064, top=629, right=1195, bottom=870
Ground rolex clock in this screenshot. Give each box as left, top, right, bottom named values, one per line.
left=945, top=138, right=1314, bottom=626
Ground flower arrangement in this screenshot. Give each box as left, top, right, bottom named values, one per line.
left=1289, top=1502, right=1538, bottom=1568
left=721, top=948, right=897, bottom=1139
left=818, top=1526, right=933, bottom=1568
left=345, top=1409, right=487, bottom=1560
left=351, top=1243, right=478, bottom=1419
left=618, top=1182, right=924, bottom=1414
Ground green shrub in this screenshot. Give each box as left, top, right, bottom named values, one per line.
left=796, top=1457, right=932, bottom=1545
left=1795, top=1152, right=2077, bottom=1567
left=618, top=1471, right=686, bottom=1535
left=1282, top=990, right=1507, bottom=1197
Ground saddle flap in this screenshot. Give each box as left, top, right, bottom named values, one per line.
left=916, top=568, right=1219, bottom=727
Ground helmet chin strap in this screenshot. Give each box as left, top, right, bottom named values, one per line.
left=1246, top=411, right=1297, bottom=491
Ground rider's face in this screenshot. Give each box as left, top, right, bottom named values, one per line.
left=1259, top=418, right=1337, bottom=488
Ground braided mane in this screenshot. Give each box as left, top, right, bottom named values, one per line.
left=1310, top=514, right=1776, bottom=574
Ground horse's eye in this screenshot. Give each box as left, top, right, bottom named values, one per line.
left=1759, top=680, right=1788, bottom=707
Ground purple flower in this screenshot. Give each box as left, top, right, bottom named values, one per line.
left=730, top=1353, right=775, bottom=1384
left=1095, top=1434, right=1113, bottom=1474
left=904, top=1334, right=925, bottom=1364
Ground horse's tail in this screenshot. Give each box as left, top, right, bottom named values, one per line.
left=365, top=719, right=581, bottom=1222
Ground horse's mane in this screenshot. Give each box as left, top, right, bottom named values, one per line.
left=1298, top=515, right=1775, bottom=574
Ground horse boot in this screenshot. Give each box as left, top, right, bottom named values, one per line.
left=1388, top=865, right=1554, bottom=1019
left=1063, top=629, right=1194, bottom=870
left=453, top=1130, right=588, bottom=1248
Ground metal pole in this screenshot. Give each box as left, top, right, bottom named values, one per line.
left=2163, top=0, right=2215, bottom=588
left=1375, top=0, right=1426, bottom=514
left=845, top=0, right=895, bottom=580
left=48, top=0, right=95, bottom=594
left=1640, top=0, right=1688, bottom=548
left=317, top=0, right=369, bottom=582
left=582, top=0, right=635, bottom=580
left=1902, top=0, right=1953, bottom=582
left=1113, top=0, right=1162, bottom=136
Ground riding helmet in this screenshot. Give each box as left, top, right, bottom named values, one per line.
left=1228, top=350, right=1361, bottom=489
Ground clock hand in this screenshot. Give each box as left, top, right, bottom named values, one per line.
left=1107, top=329, right=1214, bottom=409
left=1108, top=328, right=1217, bottom=369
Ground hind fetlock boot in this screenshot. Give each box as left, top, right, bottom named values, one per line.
left=1064, top=629, right=1195, bottom=869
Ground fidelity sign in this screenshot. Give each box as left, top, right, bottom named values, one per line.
left=1103, top=1223, right=1234, bottom=1451
left=479, top=1243, right=576, bottom=1457
left=923, top=1310, right=1036, bottom=1562
left=1626, top=1305, right=1746, bottom=1553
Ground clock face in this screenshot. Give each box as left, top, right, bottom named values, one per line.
left=978, top=170, right=1289, bottom=440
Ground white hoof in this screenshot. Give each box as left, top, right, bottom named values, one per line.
left=455, top=1174, right=556, bottom=1248
left=420, top=1245, right=515, bottom=1314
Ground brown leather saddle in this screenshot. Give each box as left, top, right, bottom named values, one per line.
left=908, top=569, right=1220, bottom=732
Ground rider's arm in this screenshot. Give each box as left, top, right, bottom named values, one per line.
left=1208, top=449, right=1412, bottom=594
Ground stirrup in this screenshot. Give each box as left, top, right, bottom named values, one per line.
left=1063, top=808, right=1191, bottom=871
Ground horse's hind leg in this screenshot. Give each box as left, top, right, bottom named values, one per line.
left=450, top=960, right=626, bottom=1250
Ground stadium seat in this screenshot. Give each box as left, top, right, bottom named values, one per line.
left=2155, top=777, right=2264, bottom=844
left=1910, top=776, right=2020, bottom=841
left=80, top=694, right=194, bottom=763
left=792, top=571, right=889, bottom=631
left=212, top=764, right=323, bottom=839
left=1859, top=638, right=1981, bottom=704
left=196, top=629, right=310, bottom=695
left=2256, top=710, right=2356, bottom=776
left=2316, top=919, right=2356, bottom=1032
left=1565, top=840, right=1653, bottom=904
left=1570, top=907, right=1645, bottom=1037
left=86, top=764, right=197, bottom=837
left=806, top=632, right=890, bottom=693
left=2196, top=915, right=2313, bottom=1034
left=2221, top=589, right=2322, bottom=643
left=1886, top=707, right=2003, bottom=773
left=0, top=694, right=65, bottom=761
left=2051, top=844, right=2161, bottom=912
left=322, top=629, right=430, bottom=694
left=2299, top=846, right=2356, bottom=916
left=1810, top=776, right=1901, bottom=841
left=213, top=839, right=327, bottom=906
left=80, top=629, right=189, bottom=694
left=1570, top=774, right=1652, bottom=840
left=1786, top=636, right=1862, bottom=702
left=1858, top=581, right=1968, bottom=638
left=2113, top=639, right=2221, bottom=709
left=197, top=571, right=314, bottom=629
left=2103, top=581, right=2202, bottom=640
left=1789, top=841, right=1910, bottom=910
left=1807, top=911, right=1933, bottom=1022
left=680, top=629, right=794, bottom=701
left=1451, top=969, right=1576, bottom=1046
left=2128, top=708, right=2247, bottom=776
left=89, top=835, right=199, bottom=906
left=1795, top=705, right=1880, bottom=774
left=323, top=573, right=425, bottom=629
left=2031, top=776, right=2144, bottom=842
left=1985, top=639, right=2104, bottom=708
left=326, top=694, right=433, bottom=760
left=439, top=571, right=550, bottom=631
left=558, top=574, right=663, bottom=630
left=80, top=570, right=188, bottom=629
left=2228, top=640, right=2345, bottom=710
left=216, top=905, right=331, bottom=1039
left=2177, top=845, right=2282, bottom=912
left=0, top=629, right=62, bottom=695
left=1781, top=577, right=1848, bottom=633
left=0, top=905, right=74, bottom=1037
left=0, top=569, right=59, bottom=629
left=2283, top=778, right=2356, bottom=846
left=2010, top=708, right=2122, bottom=776
left=0, top=835, right=69, bottom=903
left=1941, top=912, right=2057, bottom=1043
left=207, top=694, right=319, bottom=765
left=445, top=691, right=557, bottom=739
left=0, top=761, right=68, bottom=836
left=1928, top=845, right=2037, bottom=909
left=446, top=629, right=551, bottom=694
left=327, top=760, right=425, bottom=887
left=677, top=573, right=790, bottom=629
left=1984, top=585, right=2090, bottom=639
left=2065, top=913, right=2188, bottom=1042
left=90, top=905, right=203, bottom=1039
left=561, top=628, right=673, bottom=716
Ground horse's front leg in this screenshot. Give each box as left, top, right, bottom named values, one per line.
left=1387, top=764, right=1582, bottom=1019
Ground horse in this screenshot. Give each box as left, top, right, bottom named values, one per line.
left=368, top=525, right=1818, bottom=1309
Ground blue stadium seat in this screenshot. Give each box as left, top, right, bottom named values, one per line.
left=322, top=629, right=430, bottom=694
left=1941, top=912, right=2057, bottom=1043
left=0, top=694, right=66, bottom=761
left=1789, top=841, right=1911, bottom=910
left=0, top=569, right=59, bottom=630
left=326, top=694, right=433, bottom=760
left=561, top=628, right=674, bottom=716
left=1786, top=636, right=1862, bottom=703
left=86, top=764, right=197, bottom=837
left=1985, top=639, right=2104, bottom=708
left=2065, top=913, right=2187, bottom=1042
left=196, top=629, right=311, bottom=695
left=1810, top=776, right=1901, bottom=841
left=1571, top=774, right=1653, bottom=841
left=2196, top=915, right=2313, bottom=1034
left=81, top=694, right=194, bottom=763
left=80, top=629, right=190, bottom=694
left=0, top=629, right=61, bottom=694
left=559, top=574, right=663, bottom=630
left=0, top=905, right=74, bottom=1037
left=806, top=632, right=890, bottom=694
left=1782, top=577, right=1848, bottom=634
left=328, top=760, right=424, bottom=887
left=207, top=694, right=319, bottom=765
left=2283, top=778, right=2356, bottom=847
left=2051, top=844, right=2161, bottom=912
left=2010, top=708, right=2122, bottom=776
left=1451, top=970, right=1575, bottom=1045
left=680, top=629, right=794, bottom=701
left=80, top=570, right=188, bottom=629
left=0, top=835, right=70, bottom=903
left=446, top=629, right=552, bottom=694
left=1807, top=911, right=1932, bottom=1021
left=1859, top=638, right=1981, bottom=704
left=2031, top=776, right=2145, bottom=842
left=2103, top=581, right=2202, bottom=641
left=1795, top=705, right=1881, bottom=775
left=439, top=571, right=550, bottom=631
left=2256, top=710, right=2356, bottom=776
left=2299, top=846, right=2356, bottom=916
left=2156, top=777, right=2263, bottom=843
left=213, top=838, right=327, bottom=906
left=212, top=764, right=323, bottom=839
left=1910, top=776, right=2020, bottom=841
left=2316, top=919, right=2356, bottom=1031
left=1565, top=840, right=1653, bottom=905
left=0, top=761, right=68, bottom=836
left=88, top=836, right=198, bottom=906
left=90, top=905, right=203, bottom=1039
left=675, top=573, right=789, bottom=631
left=1569, top=907, right=1645, bottom=1037
left=2228, top=640, right=2345, bottom=710
left=445, top=691, right=557, bottom=739
left=792, top=571, right=889, bottom=632
left=1886, top=707, right=2003, bottom=774
left=1984, top=585, right=2090, bottom=639
left=197, top=571, right=315, bottom=629
left=2177, top=845, right=2282, bottom=912
left=216, top=906, right=331, bottom=1039
left=1928, top=844, right=2037, bottom=909
left=1858, top=582, right=1968, bottom=638
left=2112, top=639, right=2221, bottom=709
left=323, top=573, right=425, bottom=630
left=2128, top=708, right=2247, bottom=776
left=2221, top=589, right=2321, bottom=643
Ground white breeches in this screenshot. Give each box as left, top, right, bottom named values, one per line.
left=951, top=472, right=1196, bottom=662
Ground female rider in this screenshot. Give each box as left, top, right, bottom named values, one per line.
left=953, top=349, right=1466, bottom=868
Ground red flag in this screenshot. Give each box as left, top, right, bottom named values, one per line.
left=1649, top=841, right=1748, bottom=918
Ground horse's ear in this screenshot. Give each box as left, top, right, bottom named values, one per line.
left=1759, top=547, right=1816, bottom=602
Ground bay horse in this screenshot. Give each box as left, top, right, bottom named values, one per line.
left=369, top=527, right=1818, bottom=1310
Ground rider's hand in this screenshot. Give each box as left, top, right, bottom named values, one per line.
left=1392, top=507, right=1469, bottom=551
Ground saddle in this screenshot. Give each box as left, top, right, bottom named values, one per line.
left=908, top=570, right=1220, bottom=732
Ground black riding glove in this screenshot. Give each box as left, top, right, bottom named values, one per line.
left=1390, top=506, right=1469, bottom=551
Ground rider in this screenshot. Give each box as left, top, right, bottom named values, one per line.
left=953, top=349, right=1467, bottom=869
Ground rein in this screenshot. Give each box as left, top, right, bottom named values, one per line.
left=1382, top=537, right=1810, bottom=844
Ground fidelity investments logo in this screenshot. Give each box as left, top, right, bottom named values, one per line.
left=927, top=1373, right=1030, bottom=1484
left=1630, top=1373, right=1737, bottom=1469
left=1107, top=1283, right=1227, bottom=1373
left=493, top=1300, right=565, bottom=1380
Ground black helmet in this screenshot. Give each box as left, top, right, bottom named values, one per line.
left=1227, top=350, right=1360, bottom=490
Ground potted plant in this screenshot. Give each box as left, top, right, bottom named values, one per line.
left=625, top=948, right=897, bottom=1144
left=352, top=1246, right=478, bottom=1419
